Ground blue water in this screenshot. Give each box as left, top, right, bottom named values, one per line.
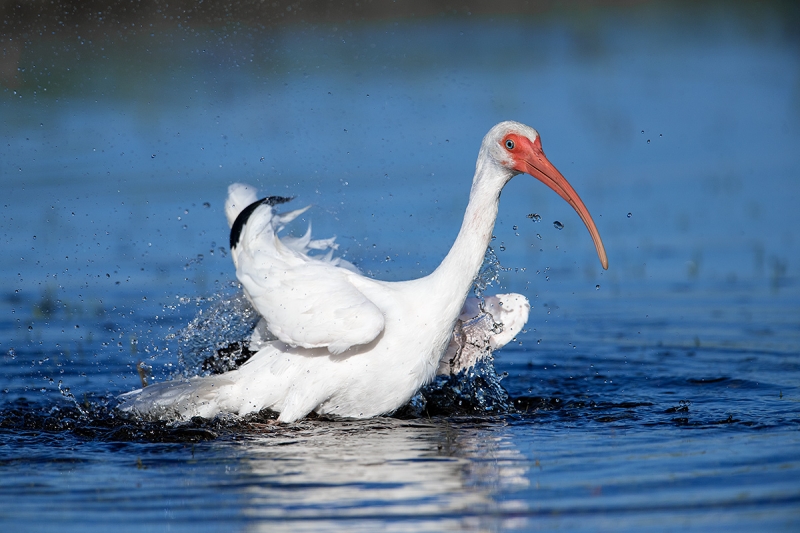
left=1, top=2, right=799, bottom=531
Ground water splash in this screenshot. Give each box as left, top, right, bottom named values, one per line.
left=404, top=359, right=512, bottom=417
left=57, top=378, right=86, bottom=416
left=473, top=246, right=503, bottom=299
left=172, top=290, right=263, bottom=377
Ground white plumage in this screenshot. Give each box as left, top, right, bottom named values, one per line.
left=118, top=121, right=607, bottom=423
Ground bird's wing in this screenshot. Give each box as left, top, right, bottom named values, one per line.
left=438, top=293, right=530, bottom=375
left=481, top=293, right=530, bottom=350
left=238, top=258, right=384, bottom=355
left=229, top=185, right=385, bottom=355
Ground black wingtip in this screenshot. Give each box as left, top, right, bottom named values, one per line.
left=229, top=195, right=294, bottom=251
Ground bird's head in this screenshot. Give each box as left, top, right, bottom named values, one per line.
left=481, top=121, right=609, bottom=270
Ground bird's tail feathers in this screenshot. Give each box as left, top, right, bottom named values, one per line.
left=274, top=206, right=310, bottom=230
left=225, top=183, right=260, bottom=227
left=117, top=374, right=233, bottom=421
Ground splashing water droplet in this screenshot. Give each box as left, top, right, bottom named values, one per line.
left=596, top=284, right=600, bottom=290
left=474, top=247, right=503, bottom=298
left=512, top=225, right=518, bottom=231
left=627, top=212, right=632, bottom=218
left=527, top=213, right=542, bottom=222
left=647, top=139, right=651, bottom=144
left=409, top=358, right=513, bottom=416
left=176, top=290, right=264, bottom=377
left=536, top=233, right=542, bottom=240
left=553, top=221, right=564, bottom=230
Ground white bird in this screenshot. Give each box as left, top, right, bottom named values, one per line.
left=118, top=121, right=608, bottom=423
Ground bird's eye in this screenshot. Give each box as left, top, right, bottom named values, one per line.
left=505, top=139, right=515, bottom=150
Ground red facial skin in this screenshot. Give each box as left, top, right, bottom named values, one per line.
left=503, top=133, right=609, bottom=270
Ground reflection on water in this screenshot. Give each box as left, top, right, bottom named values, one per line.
left=1, top=1, right=799, bottom=531
left=0, top=406, right=535, bottom=532
left=2, top=399, right=796, bottom=531
left=234, top=419, right=517, bottom=531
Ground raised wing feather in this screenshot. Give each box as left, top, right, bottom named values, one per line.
left=229, top=185, right=385, bottom=355
left=437, top=293, right=530, bottom=375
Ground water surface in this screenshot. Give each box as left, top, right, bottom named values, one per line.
left=1, top=1, right=799, bottom=531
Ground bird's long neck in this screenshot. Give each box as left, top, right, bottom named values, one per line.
left=427, top=157, right=509, bottom=319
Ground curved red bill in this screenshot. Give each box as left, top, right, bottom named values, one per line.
left=509, top=135, right=608, bottom=270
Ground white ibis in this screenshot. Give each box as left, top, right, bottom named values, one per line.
left=119, top=121, right=608, bottom=423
